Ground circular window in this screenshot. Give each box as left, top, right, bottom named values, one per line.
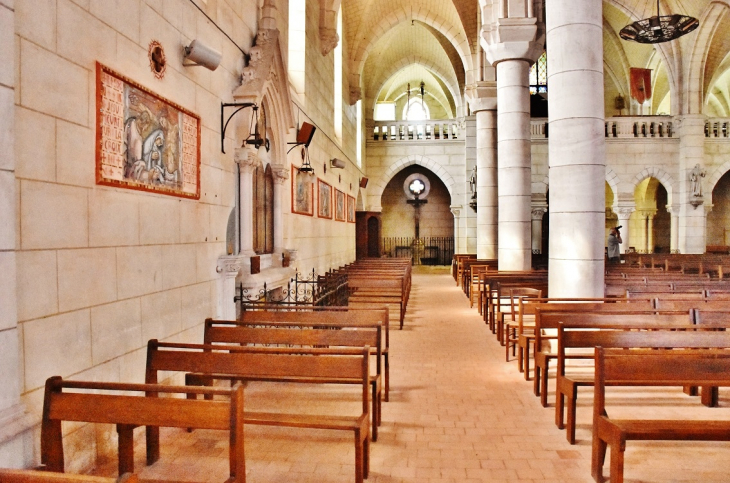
left=403, top=173, right=431, bottom=199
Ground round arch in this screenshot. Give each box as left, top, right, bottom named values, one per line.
left=707, top=159, right=730, bottom=193
left=629, top=167, right=676, bottom=206
left=368, top=155, right=455, bottom=211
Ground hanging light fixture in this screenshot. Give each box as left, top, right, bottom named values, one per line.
left=620, top=0, right=698, bottom=44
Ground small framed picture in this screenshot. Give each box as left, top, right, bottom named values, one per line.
left=317, top=179, right=332, bottom=219
left=291, top=166, right=314, bottom=216
left=347, top=195, right=356, bottom=223
left=334, top=189, right=346, bottom=221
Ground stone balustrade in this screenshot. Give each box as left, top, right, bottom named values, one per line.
left=368, top=117, right=730, bottom=143
left=371, top=120, right=461, bottom=141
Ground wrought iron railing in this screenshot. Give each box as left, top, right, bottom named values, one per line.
left=381, top=237, right=454, bottom=266
left=236, top=269, right=349, bottom=312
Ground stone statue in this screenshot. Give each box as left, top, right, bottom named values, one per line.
left=689, top=163, right=706, bottom=197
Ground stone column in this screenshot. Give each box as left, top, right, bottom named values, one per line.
left=483, top=7, right=543, bottom=270
left=677, top=115, right=707, bottom=254
left=451, top=206, right=463, bottom=254
left=546, top=0, right=606, bottom=297
left=531, top=206, right=547, bottom=254
left=235, top=146, right=258, bottom=256
left=646, top=210, right=657, bottom=253
left=667, top=204, right=680, bottom=253
left=614, top=205, right=634, bottom=254
left=466, top=82, right=498, bottom=260
left=272, top=166, right=290, bottom=257
left=0, top=1, right=34, bottom=467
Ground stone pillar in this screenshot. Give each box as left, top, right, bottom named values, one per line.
left=0, top=1, right=34, bottom=467
left=677, top=115, right=707, bottom=254
left=546, top=0, right=606, bottom=297
left=531, top=206, right=547, bottom=254
left=272, top=166, right=289, bottom=257
left=235, top=147, right=258, bottom=256
left=465, top=82, right=498, bottom=260
left=614, top=205, right=634, bottom=254
left=646, top=210, right=657, bottom=253
left=451, top=206, right=463, bottom=254
left=483, top=7, right=543, bottom=270
left=667, top=204, right=680, bottom=253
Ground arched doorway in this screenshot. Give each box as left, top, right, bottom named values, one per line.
left=632, top=177, right=670, bottom=253
left=708, top=170, right=730, bottom=247
left=380, top=165, right=453, bottom=264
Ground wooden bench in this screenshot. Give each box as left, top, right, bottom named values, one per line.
left=480, top=272, right=548, bottom=330
left=203, top=317, right=383, bottom=440
left=347, top=274, right=409, bottom=329
left=591, top=348, right=730, bottom=483
left=556, top=323, right=730, bottom=444
left=514, top=299, right=654, bottom=380
left=532, top=310, right=692, bottom=406
left=41, top=377, right=245, bottom=481
left=238, top=307, right=391, bottom=400
left=0, top=470, right=139, bottom=483
left=146, top=341, right=370, bottom=483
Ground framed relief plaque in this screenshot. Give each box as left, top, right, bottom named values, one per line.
left=334, top=189, right=346, bottom=222
left=317, top=179, right=332, bottom=219
left=291, top=165, right=314, bottom=216
left=347, top=195, right=356, bottom=223
left=96, top=62, right=201, bottom=199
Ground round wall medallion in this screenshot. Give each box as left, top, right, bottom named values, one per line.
left=403, top=173, right=431, bottom=199
left=148, top=40, right=167, bottom=79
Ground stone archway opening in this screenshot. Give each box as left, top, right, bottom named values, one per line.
left=380, top=165, right=453, bottom=265
left=632, top=177, right=671, bottom=253
left=708, top=170, right=730, bottom=247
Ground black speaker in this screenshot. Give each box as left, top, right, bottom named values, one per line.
left=359, top=177, right=369, bottom=188
left=296, top=122, right=316, bottom=147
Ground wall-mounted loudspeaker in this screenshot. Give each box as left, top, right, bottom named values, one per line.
left=296, top=122, right=317, bottom=147
left=330, top=158, right=346, bottom=169
left=183, top=40, right=222, bottom=71
left=360, top=177, right=369, bottom=188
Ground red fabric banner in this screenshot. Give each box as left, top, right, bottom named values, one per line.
left=630, top=68, right=652, bottom=104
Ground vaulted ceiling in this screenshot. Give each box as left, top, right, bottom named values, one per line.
left=338, top=0, right=730, bottom=118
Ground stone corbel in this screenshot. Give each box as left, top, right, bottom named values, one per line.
left=319, top=0, right=341, bottom=56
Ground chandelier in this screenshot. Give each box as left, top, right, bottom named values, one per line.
left=619, top=0, right=698, bottom=44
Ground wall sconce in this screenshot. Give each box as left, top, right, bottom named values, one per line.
left=288, top=122, right=317, bottom=173
left=183, top=39, right=222, bottom=71
left=220, top=102, right=268, bottom=154
left=330, top=158, right=346, bottom=169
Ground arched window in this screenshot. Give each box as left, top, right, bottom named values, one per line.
left=334, top=7, right=343, bottom=142
left=288, top=0, right=306, bottom=95
left=529, top=51, right=547, bottom=94
left=403, top=97, right=430, bottom=121
left=253, top=163, right=274, bottom=254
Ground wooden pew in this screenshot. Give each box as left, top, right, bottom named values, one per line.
left=514, top=299, right=653, bottom=380
left=532, top=310, right=692, bottom=406
left=480, top=272, right=548, bottom=330
left=41, top=377, right=245, bottom=481
left=203, top=317, right=383, bottom=440
left=556, top=323, right=730, bottom=444
left=0, top=470, right=139, bottom=483
left=591, top=348, right=730, bottom=483
left=146, top=341, right=371, bottom=483
left=238, top=307, right=390, bottom=401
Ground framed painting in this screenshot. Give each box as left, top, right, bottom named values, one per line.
left=95, top=62, right=201, bottom=199
left=347, top=195, right=356, bottom=223
left=291, top=165, right=314, bottom=216
left=334, top=189, right=346, bottom=222
left=317, top=179, right=332, bottom=219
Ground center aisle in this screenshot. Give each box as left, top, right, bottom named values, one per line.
left=369, top=266, right=591, bottom=482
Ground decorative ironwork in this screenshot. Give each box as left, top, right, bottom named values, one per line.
left=620, top=0, right=698, bottom=44
left=382, top=236, right=454, bottom=266
left=236, top=268, right=349, bottom=312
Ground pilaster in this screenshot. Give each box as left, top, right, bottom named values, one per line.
left=272, top=166, right=289, bottom=256
left=677, top=115, right=707, bottom=254
left=235, top=146, right=259, bottom=256
left=614, top=205, right=635, bottom=254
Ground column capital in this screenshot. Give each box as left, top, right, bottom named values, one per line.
left=614, top=205, right=635, bottom=220
left=637, top=208, right=658, bottom=219
left=450, top=205, right=462, bottom=217
left=531, top=207, right=547, bottom=220
left=235, top=146, right=259, bottom=172
left=704, top=203, right=714, bottom=215
left=272, top=166, right=290, bottom=184
left=483, top=17, right=543, bottom=65
left=465, top=82, right=498, bottom=112
left=216, top=255, right=244, bottom=276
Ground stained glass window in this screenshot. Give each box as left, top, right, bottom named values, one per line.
left=529, top=51, right=548, bottom=94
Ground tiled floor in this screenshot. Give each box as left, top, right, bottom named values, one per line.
left=92, top=266, right=730, bottom=482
